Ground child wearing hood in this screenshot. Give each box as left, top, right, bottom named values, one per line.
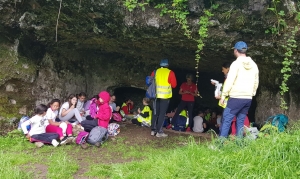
left=81, top=91, right=112, bottom=132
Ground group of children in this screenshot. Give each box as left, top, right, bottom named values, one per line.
left=21, top=91, right=113, bottom=148
left=21, top=91, right=155, bottom=148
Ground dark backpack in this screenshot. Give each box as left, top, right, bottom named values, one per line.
left=145, top=70, right=156, bottom=99
left=172, top=115, right=187, bottom=132
left=87, top=126, right=108, bottom=145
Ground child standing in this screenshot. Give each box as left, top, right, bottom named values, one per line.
left=132, top=98, right=152, bottom=127
left=45, top=99, right=73, bottom=145
left=21, top=104, right=60, bottom=148
left=59, top=94, right=85, bottom=125
left=193, top=111, right=206, bottom=133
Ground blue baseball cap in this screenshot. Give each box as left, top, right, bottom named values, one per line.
left=233, top=41, right=248, bottom=51
left=160, top=59, right=169, bottom=67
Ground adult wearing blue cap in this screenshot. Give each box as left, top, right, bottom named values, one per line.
left=150, top=59, right=177, bottom=137
left=219, top=41, right=259, bottom=138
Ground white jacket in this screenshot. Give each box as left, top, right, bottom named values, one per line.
left=221, top=56, right=259, bottom=99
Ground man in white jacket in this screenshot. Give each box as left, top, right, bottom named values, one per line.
left=219, top=41, right=259, bottom=137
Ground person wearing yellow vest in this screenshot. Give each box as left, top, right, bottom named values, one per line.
left=132, top=98, right=152, bottom=127
left=150, top=59, right=177, bottom=137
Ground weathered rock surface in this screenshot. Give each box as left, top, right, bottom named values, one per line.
left=0, top=0, right=299, bottom=124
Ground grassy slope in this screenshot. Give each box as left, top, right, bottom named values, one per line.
left=1, top=127, right=300, bottom=179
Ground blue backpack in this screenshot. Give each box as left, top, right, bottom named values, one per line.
left=172, top=116, right=187, bottom=132
left=18, top=116, right=31, bottom=132
left=267, top=114, right=288, bottom=132
left=145, top=70, right=156, bottom=99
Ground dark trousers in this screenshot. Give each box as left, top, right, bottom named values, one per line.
left=171, top=100, right=194, bottom=128
left=151, top=98, right=170, bottom=133
left=132, top=119, right=142, bottom=126
left=30, top=133, right=59, bottom=144
left=81, top=119, right=98, bottom=132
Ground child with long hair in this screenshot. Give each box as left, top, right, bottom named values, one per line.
left=59, top=94, right=85, bottom=124
left=21, top=104, right=60, bottom=148
left=45, top=99, right=73, bottom=145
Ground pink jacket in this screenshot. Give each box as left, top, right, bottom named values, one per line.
left=96, top=91, right=112, bottom=129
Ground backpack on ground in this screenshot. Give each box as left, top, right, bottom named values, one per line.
left=112, top=112, right=122, bottom=122
left=18, top=116, right=31, bottom=132
left=76, top=131, right=89, bottom=145
left=261, top=114, right=288, bottom=133
left=87, top=126, right=108, bottom=145
left=172, top=116, right=187, bottom=132
left=145, top=70, right=156, bottom=99
left=108, top=123, right=120, bottom=136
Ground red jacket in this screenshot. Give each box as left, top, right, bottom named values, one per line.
left=151, top=68, right=177, bottom=88
left=96, top=91, right=112, bottom=129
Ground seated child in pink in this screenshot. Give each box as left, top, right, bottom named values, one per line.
left=81, top=91, right=112, bottom=132
left=45, top=99, right=73, bottom=144
left=21, top=104, right=60, bottom=147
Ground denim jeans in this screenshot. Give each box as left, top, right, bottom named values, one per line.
left=219, top=98, right=252, bottom=137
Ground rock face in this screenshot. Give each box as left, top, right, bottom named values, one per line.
left=0, top=0, right=299, bottom=124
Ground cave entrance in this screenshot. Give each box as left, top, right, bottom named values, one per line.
left=112, top=68, right=257, bottom=122
left=113, top=87, right=146, bottom=111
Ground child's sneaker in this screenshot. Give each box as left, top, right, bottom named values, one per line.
left=156, top=133, right=168, bottom=138
left=51, top=139, right=59, bottom=147
left=35, top=142, right=44, bottom=148
left=60, top=136, right=69, bottom=145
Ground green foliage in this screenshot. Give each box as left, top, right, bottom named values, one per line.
left=265, top=0, right=287, bottom=35
left=123, top=0, right=150, bottom=12
left=279, top=26, right=298, bottom=110
left=264, top=0, right=299, bottom=111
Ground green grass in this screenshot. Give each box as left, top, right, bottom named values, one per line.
left=85, top=130, right=300, bottom=179
left=1, top=125, right=300, bottom=178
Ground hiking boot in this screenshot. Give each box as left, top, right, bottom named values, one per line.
left=60, top=136, right=69, bottom=145
left=35, top=142, right=44, bottom=148
left=151, top=131, right=156, bottom=136
left=166, top=124, right=172, bottom=129
left=156, top=133, right=168, bottom=138
left=95, top=142, right=101, bottom=148
left=80, top=143, right=89, bottom=149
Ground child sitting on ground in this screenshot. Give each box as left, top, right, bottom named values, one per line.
left=193, top=110, right=206, bottom=133
left=45, top=99, right=73, bottom=145
left=132, top=98, right=152, bottom=127
left=21, top=104, right=60, bottom=148
left=81, top=91, right=112, bottom=147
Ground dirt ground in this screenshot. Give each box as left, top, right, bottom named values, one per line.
left=70, top=121, right=212, bottom=178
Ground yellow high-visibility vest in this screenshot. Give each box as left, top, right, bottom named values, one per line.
left=218, top=80, right=229, bottom=108
left=137, top=106, right=152, bottom=124
left=156, top=68, right=172, bottom=99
